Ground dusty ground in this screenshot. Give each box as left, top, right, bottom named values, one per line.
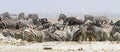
left=0, top=41, right=120, bottom=52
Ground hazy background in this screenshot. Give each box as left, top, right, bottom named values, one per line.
left=0, top=0, right=120, bottom=18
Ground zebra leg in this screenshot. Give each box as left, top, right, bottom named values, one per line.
left=81, top=31, right=87, bottom=41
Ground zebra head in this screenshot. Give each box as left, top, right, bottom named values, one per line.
left=58, top=14, right=67, bottom=22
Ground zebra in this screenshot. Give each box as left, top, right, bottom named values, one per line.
left=84, top=15, right=110, bottom=27
left=18, top=12, right=26, bottom=20
left=48, top=24, right=78, bottom=41
left=58, top=14, right=84, bottom=31
left=0, top=12, right=11, bottom=20
left=14, top=28, right=51, bottom=42
left=0, top=20, right=16, bottom=29
left=2, top=29, right=15, bottom=38
left=32, top=19, right=41, bottom=26
left=26, top=14, right=39, bottom=20
left=0, top=12, right=18, bottom=21
left=16, top=23, right=38, bottom=30
left=84, top=15, right=95, bottom=22
left=114, top=20, right=120, bottom=27
left=16, top=19, right=33, bottom=29
left=36, top=22, right=52, bottom=30
left=39, top=18, right=48, bottom=25
left=95, top=15, right=109, bottom=26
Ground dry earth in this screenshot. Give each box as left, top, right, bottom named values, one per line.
left=0, top=41, right=120, bottom=52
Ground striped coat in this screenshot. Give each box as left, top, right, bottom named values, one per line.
left=27, top=14, right=39, bottom=20
left=18, top=13, right=26, bottom=20
left=16, top=19, right=33, bottom=29
left=2, top=29, right=15, bottom=37
left=14, top=28, right=51, bottom=42
left=36, top=22, right=52, bottom=30
left=0, top=20, right=16, bottom=29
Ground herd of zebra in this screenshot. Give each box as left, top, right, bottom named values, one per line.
left=0, top=12, right=120, bottom=42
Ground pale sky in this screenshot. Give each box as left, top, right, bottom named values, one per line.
left=0, top=0, right=120, bottom=14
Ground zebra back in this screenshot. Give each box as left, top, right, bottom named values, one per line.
left=23, top=28, right=46, bottom=42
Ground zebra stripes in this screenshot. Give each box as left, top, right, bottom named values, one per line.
left=26, top=24, right=38, bottom=29
left=0, top=20, right=16, bottom=29
left=14, top=28, right=51, bottom=42
left=36, top=22, right=52, bottom=30
left=16, top=19, right=34, bottom=29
